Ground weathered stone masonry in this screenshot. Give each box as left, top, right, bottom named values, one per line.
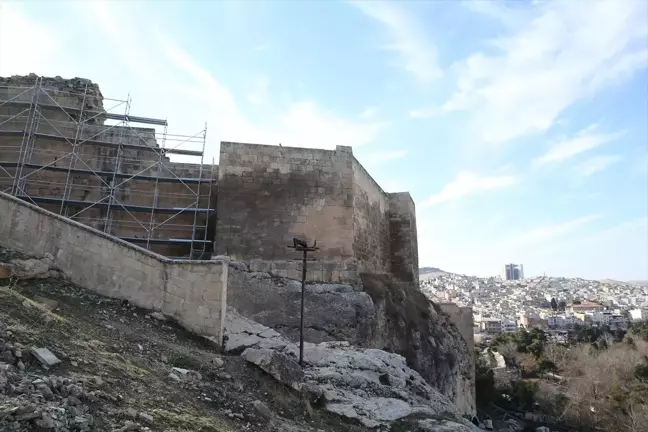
left=216, top=141, right=419, bottom=284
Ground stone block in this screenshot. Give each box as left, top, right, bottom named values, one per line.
left=31, top=347, right=61, bottom=367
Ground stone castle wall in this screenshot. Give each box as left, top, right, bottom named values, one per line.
left=389, top=192, right=419, bottom=283
left=352, top=158, right=391, bottom=275
left=1, top=75, right=419, bottom=283
left=216, top=142, right=355, bottom=261
left=216, top=141, right=419, bottom=284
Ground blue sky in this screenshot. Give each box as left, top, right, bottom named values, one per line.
left=1, top=0, right=647, bottom=280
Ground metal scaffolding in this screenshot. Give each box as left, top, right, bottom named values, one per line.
left=0, top=76, right=215, bottom=259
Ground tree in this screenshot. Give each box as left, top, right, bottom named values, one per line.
left=475, top=357, right=496, bottom=407
left=629, top=322, right=648, bottom=342
left=558, top=300, right=566, bottom=311
left=551, top=298, right=558, bottom=311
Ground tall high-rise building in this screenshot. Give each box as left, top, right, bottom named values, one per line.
left=501, top=264, right=524, bottom=280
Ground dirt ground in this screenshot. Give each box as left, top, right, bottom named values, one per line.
left=0, top=275, right=368, bottom=432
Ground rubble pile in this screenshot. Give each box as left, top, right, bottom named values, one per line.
left=0, top=321, right=102, bottom=431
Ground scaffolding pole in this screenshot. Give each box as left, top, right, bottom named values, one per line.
left=59, top=83, right=89, bottom=215
left=11, top=78, right=40, bottom=196
left=104, top=94, right=130, bottom=234
left=189, top=124, right=207, bottom=259
left=201, top=157, right=216, bottom=259
left=146, top=120, right=167, bottom=250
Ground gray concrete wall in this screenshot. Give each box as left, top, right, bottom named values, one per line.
left=388, top=192, right=419, bottom=284
left=0, top=190, right=228, bottom=344
left=352, top=158, right=391, bottom=275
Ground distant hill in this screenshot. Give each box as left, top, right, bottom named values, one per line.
left=602, top=279, right=648, bottom=287
left=420, top=267, right=445, bottom=274
left=419, top=267, right=447, bottom=281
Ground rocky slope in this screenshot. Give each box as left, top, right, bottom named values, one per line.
left=0, top=250, right=361, bottom=431
left=227, top=264, right=475, bottom=415
left=223, top=308, right=476, bottom=430
left=0, top=247, right=478, bottom=431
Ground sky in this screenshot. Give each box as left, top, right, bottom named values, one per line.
left=0, top=0, right=647, bottom=281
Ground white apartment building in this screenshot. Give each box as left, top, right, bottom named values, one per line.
left=478, top=318, right=503, bottom=335
left=630, top=308, right=648, bottom=322
left=590, top=311, right=628, bottom=329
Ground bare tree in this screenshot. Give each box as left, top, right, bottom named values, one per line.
left=497, top=341, right=519, bottom=367
left=544, top=343, right=572, bottom=371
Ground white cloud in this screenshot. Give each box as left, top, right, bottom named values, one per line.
left=533, top=125, right=624, bottom=166
left=358, top=149, right=407, bottom=168
left=509, top=214, right=601, bottom=247
left=572, top=154, right=623, bottom=178
left=380, top=179, right=408, bottom=193
left=416, top=0, right=648, bottom=145
left=408, top=106, right=441, bottom=118
left=359, top=106, right=378, bottom=119
left=537, top=218, right=648, bottom=280
left=0, top=3, right=63, bottom=77
left=246, top=76, right=269, bottom=106
left=273, top=102, right=383, bottom=150
left=423, top=170, right=519, bottom=207
left=2, top=3, right=385, bottom=160
left=350, top=1, right=442, bottom=83
left=462, top=0, right=530, bottom=29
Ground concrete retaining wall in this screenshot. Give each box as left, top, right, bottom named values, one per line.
left=0, top=191, right=228, bottom=344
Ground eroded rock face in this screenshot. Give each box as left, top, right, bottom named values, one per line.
left=226, top=264, right=476, bottom=416
left=224, top=308, right=478, bottom=430
left=227, top=269, right=375, bottom=344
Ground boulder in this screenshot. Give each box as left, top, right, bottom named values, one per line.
left=225, top=308, right=478, bottom=430
left=241, top=348, right=303, bottom=391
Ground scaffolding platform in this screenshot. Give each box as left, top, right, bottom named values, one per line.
left=16, top=195, right=214, bottom=214
left=119, top=237, right=212, bottom=245
left=0, top=162, right=214, bottom=184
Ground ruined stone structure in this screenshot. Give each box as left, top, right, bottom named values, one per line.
left=0, top=75, right=215, bottom=258
left=0, top=75, right=418, bottom=284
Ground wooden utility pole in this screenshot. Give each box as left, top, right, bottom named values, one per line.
left=287, top=237, right=319, bottom=366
